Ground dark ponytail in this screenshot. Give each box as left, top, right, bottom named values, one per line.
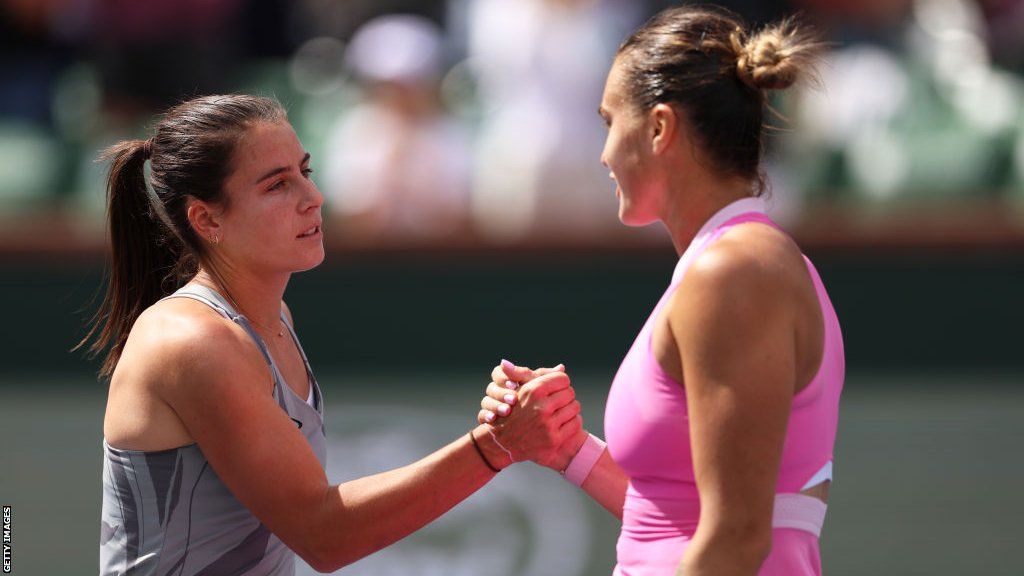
left=77, top=94, right=286, bottom=378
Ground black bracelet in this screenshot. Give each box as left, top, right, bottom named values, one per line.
left=468, top=431, right=502, bottom=473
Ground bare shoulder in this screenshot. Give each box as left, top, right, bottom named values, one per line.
left=123, top=297, right=268, bottom=394
left=682, top=223, right=805, bottom=302
left=106, top=296, right=272, bottom=449
left=666, top=222, right=810, bottom=338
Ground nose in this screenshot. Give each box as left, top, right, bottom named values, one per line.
left=302, top=178, right=323, bottom=212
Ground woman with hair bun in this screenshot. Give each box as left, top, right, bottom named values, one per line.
left=481, top=6, right=843, bottom=575
left=83, top=94, right=583, bottom=574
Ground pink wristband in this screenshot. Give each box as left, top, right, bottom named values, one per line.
left=561, top=433, right=606, bottom=486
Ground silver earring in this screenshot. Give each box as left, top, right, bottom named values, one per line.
left=211, top=234, right=220, bottom=245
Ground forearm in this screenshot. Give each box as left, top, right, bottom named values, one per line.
left=310, top=426, right=498, bottom=569
left=677, top=522, right=771, bottom=576
left=579, top=448, right=628, bottom=519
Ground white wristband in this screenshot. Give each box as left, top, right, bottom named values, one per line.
left=561, top=433, right=606, bottom=486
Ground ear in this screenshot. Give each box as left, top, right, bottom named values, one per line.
left=649, top=103, right=678, bottom=155
left=186, top=197, right=223, bottom=244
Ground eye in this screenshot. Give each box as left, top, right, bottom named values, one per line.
left=269, top=180, right=286, bottom=191
left=301, top=168, right=314, bottom=179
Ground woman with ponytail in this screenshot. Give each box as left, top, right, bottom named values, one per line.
left=480, top=6, right=844, bottom=575
left=83, top=95, right=583, bottom=574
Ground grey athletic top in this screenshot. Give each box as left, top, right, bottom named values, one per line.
left=99, top=284, right=327, bottom=576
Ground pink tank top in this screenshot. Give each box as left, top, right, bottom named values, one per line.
left=604, top=197, right=844, bottom=572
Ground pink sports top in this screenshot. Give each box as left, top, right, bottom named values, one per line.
left=604, top=197, right=844, bottom=573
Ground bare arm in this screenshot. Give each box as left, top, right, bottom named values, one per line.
left=669, top=240, right=798, bottom=576
left=154, top=313, right=577, bottom=572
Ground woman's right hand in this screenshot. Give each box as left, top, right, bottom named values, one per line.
left=477, top=362, right=588, bottom=471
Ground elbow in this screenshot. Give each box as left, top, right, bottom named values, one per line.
left=300, top=528, right=366, bottom=573
left=295, top=539, right=339, bottom=573
left=729, top=521, right=772, bottom=565
left=304, top=554, right=336, bottom=574
left=301, top=524, right=368, bottom=572
left=738, top=525, right=773, bottom=569
left=295, top=489, right=359, bottom=573
left=303, top=543, right=357, bottom=574
left=749, top=529, right=773, bottom=566
left=307, top=557, right=347, bottom=574
left=698, top=519, right=773, bottom=569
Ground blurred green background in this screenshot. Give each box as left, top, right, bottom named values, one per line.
left=2, top=0, right=1023, bottom=574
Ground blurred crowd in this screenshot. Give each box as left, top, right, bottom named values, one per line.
left=1, top=0, right=1023, bottom=246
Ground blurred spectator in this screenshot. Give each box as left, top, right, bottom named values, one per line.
left=977, top=0, right=1024, bottom=73
left=321, top=14, right=473, bottom=241
left=89, top=0, right=247, bottom=115
left=776, top=0, right=1023, bottom=201
left=293, top=0, right=447, bottom=42
left=0, top=1, right=80, bottom=209
left=454, top=0, right=641, bottom=241
left=2, top=0, right=1023, bottom=244
left=0, top=0, right=75, bottom=127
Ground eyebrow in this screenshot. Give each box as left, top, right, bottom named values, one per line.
left=255, top=152, right=311, bottom=184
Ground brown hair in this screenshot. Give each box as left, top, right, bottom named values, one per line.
left=78, top=94, right=287, bottom=377
left=616, top=5, right=820, bottom=193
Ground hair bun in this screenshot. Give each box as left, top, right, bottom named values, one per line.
left=733, top=20, right=820, bottom=91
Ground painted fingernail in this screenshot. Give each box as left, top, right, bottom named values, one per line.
left=504, top=381, right=519, bottom=390
left=484, top=411, right=495, bottom=422
left=504, top=393, right=516, bottom=404
left=497, top=404, right=511, bottom=416
left=501, top=359, right=515, bottom=372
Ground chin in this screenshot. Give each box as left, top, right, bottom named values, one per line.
left=293, top=247, right=326, bottom=272
left=618, top=205, right=658, bottom=227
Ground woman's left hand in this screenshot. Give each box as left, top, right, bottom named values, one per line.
left=477, top=360, right=564, bottom=424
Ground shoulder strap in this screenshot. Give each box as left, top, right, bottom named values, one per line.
left=161, top=284, right=237, bottom=317
left=705, top=212, right=779, bottom=243
left=161, top=284, right=276, bottom=369
left=279, top=310, right=321, bottom=411
left=671, top=211, right=780, bottom=289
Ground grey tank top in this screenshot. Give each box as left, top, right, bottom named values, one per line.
left=100, top=284, right=327, bottom=576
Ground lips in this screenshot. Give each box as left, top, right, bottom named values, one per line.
left=298, top=223, right=321, bottom=238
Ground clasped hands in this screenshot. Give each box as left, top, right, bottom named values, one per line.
left=472, top=360, right=589, bottom=472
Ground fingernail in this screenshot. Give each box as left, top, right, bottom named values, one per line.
left=497, top=404, right=511, bottom=416
left=554, top=363, right=565, bottom=371
left=504, top=393, right=516, bottom=404
left=501, top=359, right=515, bottom=372
left=504, top=381, right=518, bottom=390
left=484, top=411, right=495, bottom=422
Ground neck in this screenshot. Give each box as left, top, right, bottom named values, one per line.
left=192, top=263, right=289, bottom=335
left=660, top=174, right=754, bottom=256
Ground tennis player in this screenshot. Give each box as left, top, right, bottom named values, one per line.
left=479, top=6, right=844, bottom=575
left=82, top=94, right=583, bottom=574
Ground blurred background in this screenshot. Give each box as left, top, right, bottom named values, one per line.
left=1, top=0, right=1022, bottom=574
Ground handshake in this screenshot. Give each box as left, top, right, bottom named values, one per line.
left=470, top=359, right=590, bottom=473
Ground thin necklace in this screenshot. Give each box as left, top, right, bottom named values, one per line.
left=246, top=314, right=286, bottom=339
left=193, top=278, right=285, bottom=338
